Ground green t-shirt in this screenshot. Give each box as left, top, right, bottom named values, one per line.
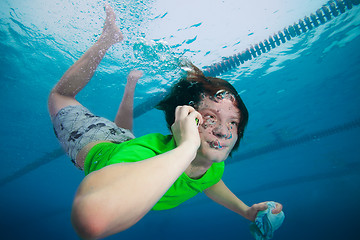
left=84, top=133, right=225, bottom=210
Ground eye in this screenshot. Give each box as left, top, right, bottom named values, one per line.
left=229, top=121, right=239, bottom=129
left=204, top=115, right=217, bottom=125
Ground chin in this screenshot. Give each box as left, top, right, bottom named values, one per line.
left=201, top=147, right=231, bottom=163
left=213, top=153, right=230, bottom=163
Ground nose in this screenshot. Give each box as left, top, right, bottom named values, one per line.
left=212, top=123, right=231, bottom=139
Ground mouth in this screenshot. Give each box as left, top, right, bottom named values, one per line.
left=208, top=140, right=227, bottom=150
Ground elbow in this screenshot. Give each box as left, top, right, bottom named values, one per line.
left=71, top=196, right=112, bottom=240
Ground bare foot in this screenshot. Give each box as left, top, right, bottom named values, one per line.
left=100, top=3, right=123, bottom=46
left=127, top=70, right=143, bottom=86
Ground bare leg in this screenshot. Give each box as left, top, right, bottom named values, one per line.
left=48, top=3, right=123, bottom=118
left=114, top=70, right=143, bottom=131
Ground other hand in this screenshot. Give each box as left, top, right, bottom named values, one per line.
left=245, top=201, right=283, bottom=222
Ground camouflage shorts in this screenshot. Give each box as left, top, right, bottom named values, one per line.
left=52, top=105, right=135, bottom=169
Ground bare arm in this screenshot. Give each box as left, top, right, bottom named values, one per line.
left=204, top=180, right=283, bottom=221
left=204, top=180, right=251, bottom=219
left=71, top=106, right=203, bottom=239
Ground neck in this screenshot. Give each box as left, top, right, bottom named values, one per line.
left=185, top=157, right=213, bottom=179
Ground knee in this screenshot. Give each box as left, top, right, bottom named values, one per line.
left=47, top=91, right=80, bottom=117
left=48, top=91, right=60, bottom=118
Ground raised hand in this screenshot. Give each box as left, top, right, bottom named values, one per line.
left=171, top=106, right=203, bottom=151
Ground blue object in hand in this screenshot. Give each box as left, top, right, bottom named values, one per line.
left=249, top=201, right=285, bottom=240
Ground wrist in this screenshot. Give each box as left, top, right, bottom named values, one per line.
left=236, top=203, right=251, bottom=220
left=176, top=141, right=199, bottom=162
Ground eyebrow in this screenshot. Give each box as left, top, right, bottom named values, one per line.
left=202, top=108, right=240, bottom=121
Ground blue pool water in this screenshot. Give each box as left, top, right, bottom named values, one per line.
left=1, top=0, right=360, bottom=239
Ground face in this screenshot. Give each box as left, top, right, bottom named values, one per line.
left=196, top=95, right=240, bottom=163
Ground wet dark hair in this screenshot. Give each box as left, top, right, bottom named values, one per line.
left=156, top=62, right=248, bottom=153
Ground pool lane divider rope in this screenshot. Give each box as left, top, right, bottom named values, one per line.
left=202, top=0, right=360, bottom=77
left=133, top=0, right=359, bottom=118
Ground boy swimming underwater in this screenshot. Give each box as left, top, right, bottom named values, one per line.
left=48, top=3, right=283, bottom=239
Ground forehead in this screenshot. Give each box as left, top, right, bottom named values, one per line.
left=197, top=96, right=240, bottom=118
